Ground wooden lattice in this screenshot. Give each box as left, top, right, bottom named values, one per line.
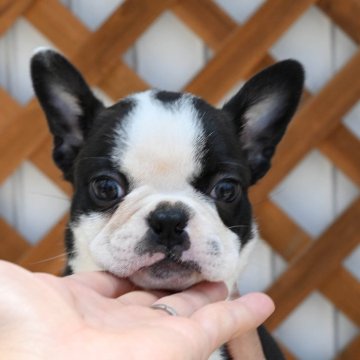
left=0, top=0, right=359, bottom=358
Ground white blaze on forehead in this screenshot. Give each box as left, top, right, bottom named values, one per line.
left=112, top=91, right=204, bottom=189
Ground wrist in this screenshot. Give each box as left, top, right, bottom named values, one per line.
left=227, top=329, right=266, bottom=360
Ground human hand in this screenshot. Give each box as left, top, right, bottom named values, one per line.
left=0, top=261, right=274, bottom=359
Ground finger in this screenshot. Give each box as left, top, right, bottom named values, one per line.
left=192, top=292, right=275, bottom=352
left=0, top=260, right=32, bottom=279
left=65, top=271, right=135, bottom=298
left=152, top=282, right=228, bottom=317
left=119, top=290, right=169, bottom=306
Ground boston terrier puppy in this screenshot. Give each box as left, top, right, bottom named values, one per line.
left=31, top=49, right=304, bottom=359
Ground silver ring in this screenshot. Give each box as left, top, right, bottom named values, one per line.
left=150, top=303, right=178, bottom=316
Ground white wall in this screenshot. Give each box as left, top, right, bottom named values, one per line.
left=0, top=1, right=358, bottom=358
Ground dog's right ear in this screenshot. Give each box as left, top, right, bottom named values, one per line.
left=31, top=49, right=104, bottom=182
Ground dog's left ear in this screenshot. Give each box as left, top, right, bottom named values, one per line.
left=222, top=60, right=304, bottom=184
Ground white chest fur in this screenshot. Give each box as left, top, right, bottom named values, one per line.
left=209, top=348, right=227, bottom=360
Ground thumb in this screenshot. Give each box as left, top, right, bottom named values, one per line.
left=191, top=292, right=275, bottom=354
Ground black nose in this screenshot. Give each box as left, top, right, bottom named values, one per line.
left=147, top=202, right=190, bottom=253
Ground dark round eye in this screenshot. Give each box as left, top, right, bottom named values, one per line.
left=210, top=179, right=241, bottom=203
left=89, top=177, right=124, bottom=207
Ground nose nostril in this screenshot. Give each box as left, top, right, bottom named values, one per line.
left=174, top=222, right=185, bottom=234
left=151, top=221, right=184, bottom=236
left=151, top=221, right=163, bottom=235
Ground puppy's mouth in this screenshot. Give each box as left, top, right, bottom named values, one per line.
left=128, top=255, right=202, bottom=290
left=145, top=256, right=200, bottom=279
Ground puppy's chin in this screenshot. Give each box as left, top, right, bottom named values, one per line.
left=128, top=258, right=203, bottom=291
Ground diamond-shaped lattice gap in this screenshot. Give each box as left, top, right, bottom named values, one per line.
left=336, top=309, right=359, bottom=355
left=333, top=19, right=358, bottom=72
left=271, top=150, right=335, bottom=238
left=272, top=251, right=287, bottom=280
left=213, top=0, right=265, bottom=24
left=15, top=161, right=69, bottom=244
left=274, top=292, right=357, bottom=359
left=343, top=101, right=360, bottom=138
left=272, top=148, right=359, bottom=238
left=1, top=18, right=56, bottom=105
left=0, top=168, right=18, bottom=227
left=334, top=165, right=359, bottom=216
left=93, top=86, right=114, bottom=107
left=0, top=26, right=10, bottom=91
left=133, top=11, right=204, bottom=91
left=122, top=47, right=136, bottom=71
left=271, top=6, right=333, bottom=93
left=65, top=0, right=124, bottom=31
left=344, top=244, right=360, bottom=281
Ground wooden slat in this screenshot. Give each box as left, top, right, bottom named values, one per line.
left=173, top=0, right=284, bottom=78
left=0, top=219, right=30, bottom=262
left=98, top=61, right=148, bottom=100
left=318, top=0, right=360, bottom=44
left=336, top=336, right=360, bottom=360
left=0, top=100, right=46, bottom=184
left=319, top=125, right=360, bottom=187
left=18, top=215, right=68, bottom=274
left=173, top=0, right=237, bottom=51
left=172, top=0, right=294, bottom=82
left=257, top=201, right=360, bottom=327
left=25, top=0, right=89, bottom=57
left=0, top=0, right=33, bottom=36
left=69, top=0, right=175, bottom=85
left=0, top=89, right=20, bottom=130
left=266, top=198, right=360, bottom=330
left=185, top=0, right=316, bottom=103
left=256, top=200, right=310, bottom=259
left=27, top=0, right=148, bottom=101
left=252, top=50, right=360, bottom=203
left=320, top=267, right=360, bottom=327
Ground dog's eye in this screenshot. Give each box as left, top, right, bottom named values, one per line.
left=210, top=179, right=241, bottom=203
left=90, top=177, right=124, bottom=206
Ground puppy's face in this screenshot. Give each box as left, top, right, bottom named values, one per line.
left=68, top=92, right=254, bottom=290
left=31, top=50, right=303, bottom=290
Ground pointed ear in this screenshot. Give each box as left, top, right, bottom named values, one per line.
left=30, top=49, right=104, bottom=182
left=223, top=60, right=304, bottom=184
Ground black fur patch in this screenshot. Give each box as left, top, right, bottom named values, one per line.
left=154, top=90, right=182, bottom=104
left=192, top=97, right=253, bottom=246
left=69, top=99, right=134, bottom=218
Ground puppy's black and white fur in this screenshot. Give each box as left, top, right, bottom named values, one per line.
left=31, top=49, right=304, bottom=360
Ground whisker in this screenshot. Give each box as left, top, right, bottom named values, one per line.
left=228, top=224, right=249, bottom=229
left=31, top=252, right=73, bottom=265
left=77, top=156, right=111, bottom=162
left=30, top=192, right=70, bottom=202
